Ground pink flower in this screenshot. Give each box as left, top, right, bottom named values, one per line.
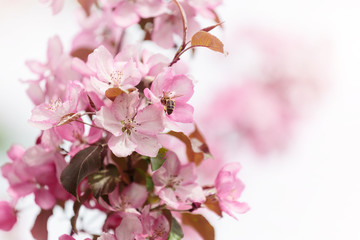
left=100, top=183, right=148, bottom=212
left=40, top=0, right=64, bottom=15
left=201, top=81, right=294, bottom=154
left=0, top=201, right=17, bottom=231
left=215, top=163, right=249, bottom=219
left=73, top=45, right=142, bottom=96
left=115, top=213, right=143, bottom=240
left=72, top=9, right=123, bottom=56
left=101, top=0, right=166, bottom=28
left=3, top=143, right=69, bottom=205
left=114, top=206, right=169, bottom=240
left=138, top=206, right=169, bottom=240
left=25, top=36, right=81, bottom=105
left=144, top=68, right=194, bottom=124
left=28, top=81, right=84, bottom=130
left=152, top=2, right=200, bottom=48
left=95, top=91, right=164, bottom=157
left=152, top=151, right=205, bottom=209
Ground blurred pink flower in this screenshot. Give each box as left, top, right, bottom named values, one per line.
left=101, top=0, right=166, bottom=28
left=152, top=1, right=200, bottom=48
left=40, top=0, right=64, bottom=15
left=0, top=201, right=17, bottom=231
left=25, top=36, right=81, bottom=105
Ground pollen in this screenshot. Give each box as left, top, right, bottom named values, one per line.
left=46, top=98, right=63, bottom=111
left=109, top=70, right=124, bottom=87
left=121, top=119, right=135, bottom=135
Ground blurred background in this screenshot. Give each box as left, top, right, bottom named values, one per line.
left=1, top=0, right=360, bottom=239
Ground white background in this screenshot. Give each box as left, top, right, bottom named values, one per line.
left=1, top=0, right=360, bottom=239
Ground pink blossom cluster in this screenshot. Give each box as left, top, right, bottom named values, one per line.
left=198, top=27, right=328, bottom=155
left=1, top=0, right=248, bottom=239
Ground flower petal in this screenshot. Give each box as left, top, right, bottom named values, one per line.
left=87, top=45, right=114, bottom=82
left=95, top=106, right=123, bottom=136
left=135, top=104, right=164, bottom=135
left=130, top=132, right=160, bottom=157
left=122, top=183, right=148, bottom=208
left=113, top=2, right=140, bottom=28
left=108, top=134, right=136, bottom=157
left=167, top=102, right=194, bottom=123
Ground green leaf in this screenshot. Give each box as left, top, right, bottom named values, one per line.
left=60, top=145, right=104, bottom=200
left=146, top=176, right=154, bottom=192
left=88, top=164, right=120, bottom=199
left=150, top=148, right=168, bottom=171
left=167, top=217, right=184, bottom=240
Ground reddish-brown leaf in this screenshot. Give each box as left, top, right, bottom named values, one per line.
left=181, top=213, right=215, bottom=240
left=71, top=47, right=94, bottom=62
left=88, top=164, right=120, bottom=198
left=167, top=131, right=204, bottom=166
left=105, top=87, right=125, bottom=101
left=201, top=22, right=224, bottom=32
left=191, top=31, right=224, bottom=53
left=204, top=195, right=223, bottom=217
left=71, top=201, right=81, bottom=234
left=111, top=154, right=130, bottom=185
left=189, top=125, right=212, bottom=159
left=57, top=112, right=82, bottom=127
left=77, top=0, right=96, bottom=16
left=87, top=93, right=97, bottom=111
left=210, top=9, right=223, bottom=27
left=60, top=145, right=104, bottom=201
left=31, top=209, right=53, bottom=240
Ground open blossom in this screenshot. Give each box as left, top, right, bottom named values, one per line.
left=100, top=183, right=148, bottom=213
left=3, top=144, right=69, bottom=206
left=72, top=9, right=123, bottom=56
left=28, top=81, right=84, bottom=130
left=215, top=162, right=249, bottom=219
left=72, top=45, right=142, bottom=96
left=152, top=151, right=205, bottom=209
left=25, top=36, right=80, bottom=105
left=0, top=201, right=17, bottom=231
left=114, top=206, right=169, bottom=240
left=95, top=91, right=164, bottom=157
left=144, top=68, right=194, bottom=124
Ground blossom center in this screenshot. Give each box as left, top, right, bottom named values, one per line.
left=109, top=70, right=123, bottom=87
left=46, top=98, right=62, bottom=111
left=121, top=119, right=135, bottom=135
left=166, top=175, right=182, bottom=190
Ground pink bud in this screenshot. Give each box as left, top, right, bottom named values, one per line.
left=0, top=201, right=17, bottom=231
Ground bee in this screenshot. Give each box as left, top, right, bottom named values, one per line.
left=161, top=96, right=175, bottom=115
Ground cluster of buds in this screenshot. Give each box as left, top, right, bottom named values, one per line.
left=1, top=0, right=249, bottom=239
